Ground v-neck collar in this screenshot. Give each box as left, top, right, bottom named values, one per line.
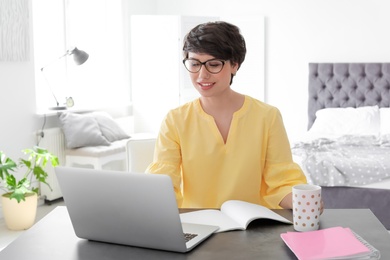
left=194, top=96, right=250, bottom=146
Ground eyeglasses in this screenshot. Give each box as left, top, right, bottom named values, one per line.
left=183, top=58, right=226, bottom=74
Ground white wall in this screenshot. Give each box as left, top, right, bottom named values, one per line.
left=0, top=0, right=38, bottom=161
left=0, top=1, right=39, bottom=209
left=0, top=62, right=38, bottom=157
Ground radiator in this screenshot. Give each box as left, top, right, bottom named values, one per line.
left=37, top=127, right=66, bottom=202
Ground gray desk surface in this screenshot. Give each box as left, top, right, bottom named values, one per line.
left=1, top=206, right=389, bottom=260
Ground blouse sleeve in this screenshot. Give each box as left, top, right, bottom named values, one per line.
left=260, top=108, right=307, bottom=209
left=145, top=112, right=183, bottom=206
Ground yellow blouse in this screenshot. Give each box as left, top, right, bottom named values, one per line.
left=146, top=95, right=306, bottom=208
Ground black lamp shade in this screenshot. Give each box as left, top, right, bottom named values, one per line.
left=70, top=47, right=89, bottom=65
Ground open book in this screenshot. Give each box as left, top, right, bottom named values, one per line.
left=179, top=200, right=292, bottom=233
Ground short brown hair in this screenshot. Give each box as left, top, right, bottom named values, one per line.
left=183, top=21, right=246, bottom=69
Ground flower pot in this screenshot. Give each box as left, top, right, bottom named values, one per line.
left=1, top=193, right=38, bottom=230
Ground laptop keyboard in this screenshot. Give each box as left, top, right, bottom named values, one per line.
left=184, top=233, right=198, bottom=242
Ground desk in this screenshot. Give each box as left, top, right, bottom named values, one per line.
left=1, top=206, right=389, bottom=259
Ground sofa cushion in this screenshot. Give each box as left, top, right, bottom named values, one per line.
left=58, top=112, right=110, bottom=149
left=92, top=112, right=130, bottom=142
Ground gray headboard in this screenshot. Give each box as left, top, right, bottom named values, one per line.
left=308, top=63, right=390, bottom=129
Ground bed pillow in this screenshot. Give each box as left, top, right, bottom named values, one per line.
left=380, top=107, right=390, bottom=135
left=308, top=106, right=380, bottom=137
left=92, top=111, right=130, bottom=142
left=58, top=112, right=110, bottom=149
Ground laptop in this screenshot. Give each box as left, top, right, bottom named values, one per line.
left=55, top=166, right=218, bottom=253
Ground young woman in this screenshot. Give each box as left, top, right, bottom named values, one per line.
left=146, top=21, right=307, bottom=209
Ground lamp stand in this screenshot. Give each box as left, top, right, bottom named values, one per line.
left=40, top=47, right=88, bottom=111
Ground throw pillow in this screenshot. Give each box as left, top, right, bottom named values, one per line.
left=58, top=112, right=110, bottom=149
left=308, top=106, right=380, bottom=137
left=92, top=112, right=131, bottom=142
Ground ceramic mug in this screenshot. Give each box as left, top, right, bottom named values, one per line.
left=292, top=184, right=322, bottom=232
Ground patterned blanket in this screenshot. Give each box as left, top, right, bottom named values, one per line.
left=291, top=135, right=390, bottom=186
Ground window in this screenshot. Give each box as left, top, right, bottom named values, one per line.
left=33, top=0, right=129, bottom=112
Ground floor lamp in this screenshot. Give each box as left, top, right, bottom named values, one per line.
left=40, top=47, right=89, bottom=110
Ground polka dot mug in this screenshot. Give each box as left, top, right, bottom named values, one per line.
left=292, top=184, right=322, bottom=232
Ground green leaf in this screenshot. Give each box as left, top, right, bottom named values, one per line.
left=33, top=166, right=48, bottom=183
left=34, top=146, right=48, bottom=154
left=1, top=147, right=58, bottom=201
left=50, top=156, right=59, bottom=167
left=0, top=151, right=17, bottom=180
left=9, top=189, right=29, bottom=203
left=20, top=158, right=32, bottom=169
left=7, top=178, right=31, bottom=203
left=32, top=187, right=39, bottom=194
left=5, top=174, right=17, bottom=189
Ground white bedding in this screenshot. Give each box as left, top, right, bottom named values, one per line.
left=292, top=134, right=390, bottom=190
left=294, top=153, right=390, bottom=190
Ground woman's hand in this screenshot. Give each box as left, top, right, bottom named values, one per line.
left=279, top=192, right=293, bottom=209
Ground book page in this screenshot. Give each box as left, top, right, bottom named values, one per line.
left=180, top=200, right=292, bottom=233
left=221, top=200, right=292, bottom=229
left=180, top=209, right=242, bottom=232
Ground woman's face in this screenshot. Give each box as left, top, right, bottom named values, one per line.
left=187, top=52, right=238, bottom=98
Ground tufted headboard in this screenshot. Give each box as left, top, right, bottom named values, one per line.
left=308, top=63, right=390, bottom=129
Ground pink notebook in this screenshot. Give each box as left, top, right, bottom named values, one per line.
left=281, top=227, right=372, bottom=260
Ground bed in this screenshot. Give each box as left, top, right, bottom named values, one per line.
left=291, top=63, right=390, bottom=229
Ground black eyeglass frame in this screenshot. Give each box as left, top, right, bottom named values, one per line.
left=182, top=58, right=226, bottom=74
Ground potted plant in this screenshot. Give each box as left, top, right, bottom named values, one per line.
left=0, top=146, right=59, bottom=230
